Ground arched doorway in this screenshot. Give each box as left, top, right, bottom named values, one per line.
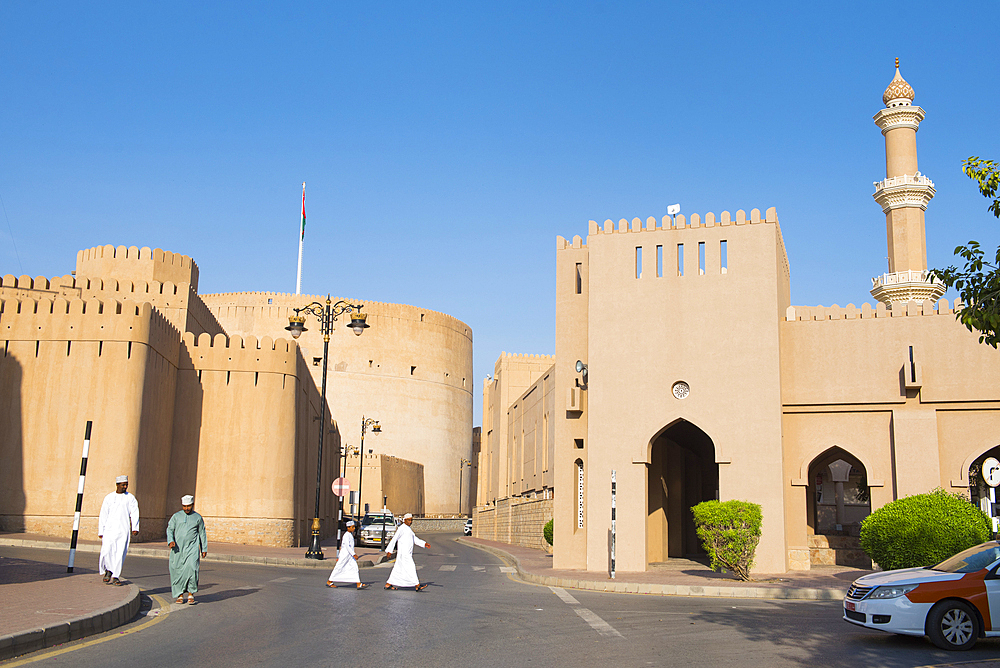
left=647, top=420, right=718, bottom=564
left=806, top=447, right=871, bottom=538
left=969, top=445, right=1000, bottom=518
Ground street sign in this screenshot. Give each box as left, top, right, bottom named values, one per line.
left=332, top=478, right=350, bottom=497
left=984, top=458, right=1000, bottom=488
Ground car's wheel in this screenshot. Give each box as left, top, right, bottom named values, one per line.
left=926, top=600, right=979, bottom=651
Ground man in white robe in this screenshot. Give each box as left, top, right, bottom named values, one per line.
left=326, top=521, right=367, bottom=589
left=384, top=513, right=431, bottom=591
left=98, top=475, right=140, bottom=586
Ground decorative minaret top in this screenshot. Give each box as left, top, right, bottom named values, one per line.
left=870, top=59, right=944, bottom=307
left=882, top=58, right=916, bottom=107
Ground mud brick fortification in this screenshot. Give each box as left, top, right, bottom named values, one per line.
left=1, top=245, right=473, bottom=547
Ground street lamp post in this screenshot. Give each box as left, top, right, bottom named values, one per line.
left=286, top=296, right=370, bottom=560
left=459, top=458, right=472, bottom=516
left=336, top=444, right=359, bottom=548
left=356, top=416, right=380, bottom=522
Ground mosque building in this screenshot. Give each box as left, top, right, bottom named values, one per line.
left=476, top=63, right=1000, bottom=573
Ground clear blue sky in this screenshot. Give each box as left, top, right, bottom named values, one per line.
left=2, top=2, right=998, bottom=425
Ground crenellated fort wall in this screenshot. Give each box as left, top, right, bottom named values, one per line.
left=200, top=291, right=474, bottom=516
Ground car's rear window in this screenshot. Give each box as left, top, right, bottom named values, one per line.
left=932, top=542, right=1000, bottom=573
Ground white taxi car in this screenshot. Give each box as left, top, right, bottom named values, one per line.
left=844, top=541, right=1000, bottom=650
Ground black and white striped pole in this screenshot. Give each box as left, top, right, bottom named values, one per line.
left=67, top=421, right=92, bottom=573
left=610, top=469, right=616, bottom=580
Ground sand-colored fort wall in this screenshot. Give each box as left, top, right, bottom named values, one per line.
left=0, top=297, right=180, bottom=540
left=76, top=245, right=200, bottom=293
left=344, top=453, right=424, bottom=517
left=201, top=292, right=474, bottom=516
left=166, top=331, right=329, bottom=546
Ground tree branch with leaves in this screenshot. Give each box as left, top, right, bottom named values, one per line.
left=930, top=157, right=1000, bottom=347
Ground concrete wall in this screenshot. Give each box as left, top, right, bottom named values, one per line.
left=344, top=452, right=424, bottom=518
left=474, top=497, right=553, bottom=551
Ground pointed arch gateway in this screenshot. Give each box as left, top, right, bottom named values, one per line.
left=646, top=419, right=718, bottom=565
left=805, top=446, right=871, bottom=537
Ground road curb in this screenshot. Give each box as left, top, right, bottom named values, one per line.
left=0, top=583, right=140, bottom=661
left=0, top=537, right=378, bottom=570
left=456, top=538, right=847, bottom=601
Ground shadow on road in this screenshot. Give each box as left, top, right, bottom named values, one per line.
left=195, top=587, right=260, bottom=604
left=689, top=602, right=1000, bottom=667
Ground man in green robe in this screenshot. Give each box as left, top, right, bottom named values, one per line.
left=166, top=495, right=208, bottom=604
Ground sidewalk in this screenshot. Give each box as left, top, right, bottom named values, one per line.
left=0, top=555, right=140, bottom=661
left=0, top=531, right=388, bottom=661
left=459, top=536, right=868, bottom=600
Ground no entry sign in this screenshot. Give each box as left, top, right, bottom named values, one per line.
left=332, top=478, right=350, bottom=497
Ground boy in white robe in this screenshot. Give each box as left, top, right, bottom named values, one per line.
left=326, top=521, right=368, bottom=589
left=384, top=513, right=431, bottom=591
left=98, top=475, right=140, bottom=586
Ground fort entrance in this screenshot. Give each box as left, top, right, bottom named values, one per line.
left=646, top=420, right=718, bottom=564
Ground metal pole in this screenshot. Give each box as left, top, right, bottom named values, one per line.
left=358, top=420, right=366, bottom=522
left=611, top=469, right=616, bottom=580
left=68, top=421, right=92, bottom=573
left=459, top=461, right=463, bottom=516
left=305, top=300, right=331, bottom=559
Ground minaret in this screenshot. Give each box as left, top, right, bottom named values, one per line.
left=870, top=58, right=945, bottom=306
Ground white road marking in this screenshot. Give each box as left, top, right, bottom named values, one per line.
left=237, top=585, right=263, bottom=590
left=472, top=566, right=485, bottom=572
left=268, top=577, right=296, bottom=583
left=439, top=565, right=456, bottom=571
left=548, top=586, right=623, bottom=638
left=499, top=567, right=516, bottom=573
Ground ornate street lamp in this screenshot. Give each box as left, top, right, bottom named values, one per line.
left=356, top=416, right=381, bottom=522
left=286, top=296, right=370, bottom=560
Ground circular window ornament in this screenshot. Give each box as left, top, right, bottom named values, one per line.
left=672, top=381, right=690, bottom=400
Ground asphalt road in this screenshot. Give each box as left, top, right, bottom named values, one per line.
left=2, top=535, right=998, bottom=667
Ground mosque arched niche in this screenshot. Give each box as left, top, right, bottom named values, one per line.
left=806, top=447, right=871, bottom=537
left=646, top=419, right=718, bottom=565
left=967, top=445, right=1000, bottom=516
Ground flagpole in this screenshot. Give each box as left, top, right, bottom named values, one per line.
left=296, top=182, right=305, bottom=294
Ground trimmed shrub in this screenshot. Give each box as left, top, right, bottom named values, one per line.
left=691, top=500, right=762, bottom=581
left=860, top=488, right=992, bottom=571
left=543, top=519, right=553, bottom=546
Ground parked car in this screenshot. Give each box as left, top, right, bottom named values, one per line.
left=358, top=510, right=399, bottom=547
left=464, top=519, right=472, bottom=536
left=844, top=541, right=1000, bottom=650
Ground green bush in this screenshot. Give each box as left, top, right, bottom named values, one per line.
left=860, top=488, right=992, bottom=571
left=691, top=500, right=762, bottom=581
left=543, top=519, right=553, bottom=546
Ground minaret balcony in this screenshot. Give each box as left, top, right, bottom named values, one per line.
left=873, top=105, right=925, bottom=134
left=872, top=173, right=935, bottom=213
left=870, top=270, right=946, bottom=307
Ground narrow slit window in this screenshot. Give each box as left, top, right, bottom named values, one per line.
left=721, top=240, right=728, bottom=273
left=575, top=263, right=582, bottom=294
left=635, top=247, right=642, bottom=279
left=677, top=244, right=684, bottom=276
left=656, top=245, right=663, bottom=277
left=699, top=241, right=706, bottom=275
left=410, top=366, right=416, bottom=375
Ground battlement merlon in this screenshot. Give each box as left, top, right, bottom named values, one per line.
left=180, top=331, right=300, bottom=375
left=557, top=208, right=780, bottom=249
left=784, top=299, right=962, bottom=322
left=0, top=297, right=181, bottom=364
left=76, top=245, right=200, bottom=293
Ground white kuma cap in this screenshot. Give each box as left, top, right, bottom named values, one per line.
left=403, top=513, right=413, bottom=520
left=181, top=495, right=194, bottom=505
left=115, top=475, right=128, bottom=483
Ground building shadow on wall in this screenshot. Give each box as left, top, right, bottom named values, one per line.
left=166, top=343, right=203, bottom=540
left=0, top=354, right=25, bottom=533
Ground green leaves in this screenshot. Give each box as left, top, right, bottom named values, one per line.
left=691, top=500, right=762, bottom=581
left=929, top=157, right=1000, bottom=347
left=859, top=489, right=992, bottom=571
left=543, top=518, right=553, bottom=546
